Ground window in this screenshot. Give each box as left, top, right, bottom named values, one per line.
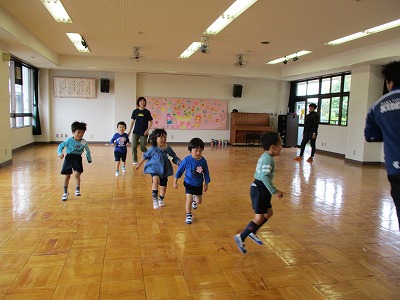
left=291, top=72, right=350, bottom=126
left=9, top=58, right=35, bottom=128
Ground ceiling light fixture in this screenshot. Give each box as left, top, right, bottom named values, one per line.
left=267, top=50, right=311, bottom=64
left=326, top=18, right=400, bottom=45
left=179, top=42, right=201, bottom=58
left=66, top=33, right=90, bottom=52
left=283, top=57, right=288, bottom=65
left=204, top=0, right=258, bottom=35
left=41, top=0, right=72, bottom=23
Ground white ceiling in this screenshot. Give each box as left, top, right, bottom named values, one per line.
left=1, top=0, right=400, bottom=79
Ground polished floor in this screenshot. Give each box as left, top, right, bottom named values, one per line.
left=0, top=143, right=399, bottom=299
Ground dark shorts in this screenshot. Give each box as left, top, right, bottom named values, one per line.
left=184, top=182, right=203, bottom=196
left=250, top=179, right=272, bottom=214
left=150, top=174, right=168, bottom=186
left=114, top=150, right=127, bottom=162
left=61, top=154, right=83, bottom=175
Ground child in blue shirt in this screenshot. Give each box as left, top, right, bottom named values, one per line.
left=174, top=138, right=211, bottom=224
left=234, top=131, right=284, bottom=253
left=57, top=121, right=92, bottom=201
left=136, top=128, right=181, bottom=209
left=110, top=121, right=130, bottom=177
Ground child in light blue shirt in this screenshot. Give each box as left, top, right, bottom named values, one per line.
left=57, top=121, right=92, bottom=201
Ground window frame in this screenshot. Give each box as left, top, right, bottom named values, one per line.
left=9, top=58, right=35, bottom=129
left=290, top=72, right=351, bottom=127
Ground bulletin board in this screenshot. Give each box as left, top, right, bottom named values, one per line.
left=54, top=77, right=96, bottom=98
left=146, top=96, right=228, bottom=130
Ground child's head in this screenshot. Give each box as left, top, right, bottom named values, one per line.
left=188, top=138, right=205, bottom=160
left=149, top=128, right=167, bottom=147
left=137, top=96, right=147, bottom=108
left=260, top=131, right=282, bottom=156
left=71, top=121, right=87, bottom=141
left=309, top=103, right=317, bottom=111
left=117, top=121, right=127, bottom=133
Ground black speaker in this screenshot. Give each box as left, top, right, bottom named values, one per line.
left=100, top=78, right=110, bottom=93
left=233, top=84, right=242, bottom=98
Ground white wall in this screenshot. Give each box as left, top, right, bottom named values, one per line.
left=0, top=48, right=12, bottom=163
left=137, top=73, right=283, bottom=142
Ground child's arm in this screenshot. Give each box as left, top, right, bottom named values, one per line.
left=135, top=157, right=146, bottom=170
left=203, top=183, right=208, bottom=192
left=274, top=190, right=285, bottom=199
left=168, top=147, right=181, bottom=165
left=173, top=177, right=179, bottom=189
left=57, top=139, right=68, bottom=159
left=83, top=142, right=92, bottom=163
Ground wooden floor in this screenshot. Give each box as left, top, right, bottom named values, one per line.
left=0, top=143, right=400, bottom=300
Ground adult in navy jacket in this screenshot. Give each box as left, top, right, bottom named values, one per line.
left=364, top=61, right=400, bottom=230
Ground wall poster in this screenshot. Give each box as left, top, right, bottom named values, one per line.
left=146, top=96, right=228, bottom=130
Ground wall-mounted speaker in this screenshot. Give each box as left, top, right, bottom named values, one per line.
left=100, top=78, right=110, bottom=93
left=233, top=84, right=242, bottom=98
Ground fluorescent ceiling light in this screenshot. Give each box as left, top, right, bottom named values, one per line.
left=326, top=18, right=400, bottom=45
left=179, top=42, right=201, bottom=58
left=204, top=0, right=258, bottom=35
left=267, top=50, right=311, bottom=64
left=66, top=33, right=90, bottom=53
left=41, top=0, right=72, bottom=23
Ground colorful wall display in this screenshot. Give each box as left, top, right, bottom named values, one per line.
left=146, top=97, right=228, bottom=130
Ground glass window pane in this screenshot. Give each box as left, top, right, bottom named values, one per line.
left=16, top=117, right=23, bottom=127
left=307, top=98, right=318, bottom=111
left=296, top=101, right=306, bottom=125
left=341, top=96, right=348, bottom=125
left=331, top=76, right=341, bottom=93
left=297, top=82, right=307, bottom=96
left=320, top=98, right=330, bottom=123
left=343, top=75, right=351, bottom=92
left=330, top=97, right=340, bottom=124
left=22, top=66, right=30, bottom=113
left=321, top=78, right=330, bottom=94
left=307, top=79, right=319, bottom=95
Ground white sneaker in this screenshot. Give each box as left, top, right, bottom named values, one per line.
left=75, top=190, right=81, bottom=197
left=115, top=170, right=119, bottom=177
left=61, top=193, right=69, bottom=201
left=185, top=214, right=192, bottom=224
left=158, top=198, right=165, bottom=207
left=248, top=232, right=263, bottom=245
left=133, top=161, right=138, bottom=165
left=122, top=166, right=126, bottom=173
left=153, top=199, right=159, bottom=209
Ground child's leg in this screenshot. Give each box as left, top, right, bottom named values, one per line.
left=115, top=160, right=120, bottom=171
left=151, top=175, right=160, bottom=209
left=185, top=193, right=193, bottom=213
left=185, top=193, right=193, bottom=224
left=158, top=184, right=167, bottom=207
left=253, top=208, right=273, bottom=233
left=63, top=174, right=71, bottom=192
left=73, top=171, right=81, bottom=195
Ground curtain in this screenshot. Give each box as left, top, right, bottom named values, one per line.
left=32, top=68, right=42, bottom=135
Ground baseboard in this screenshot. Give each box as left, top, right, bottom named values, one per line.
left=0, top=159, right=12, bottom=168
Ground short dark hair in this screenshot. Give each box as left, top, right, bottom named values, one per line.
left=309, top=103, right=317, bottom=109
left=260, top=131, right=280, bottom=151
left=382, top=61, right=400, bottom=88
left=188, top=138, right=204, bottom=151
left=117, top=121, right=127, bottom=129
left=137, top=96, right=147, bottom=107
left=149, top=128, right=167, bottom=146
left=71, top=121, right=87, bottom=132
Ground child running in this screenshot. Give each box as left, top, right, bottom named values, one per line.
left=234, top=131, right=284, bottom=253
left=174, top=138, right=211, bottom=224
left=110, top=121, right=130, bottom=176
left=57, top=121, right=92, bottom=201
left=136, top=128, right=181, bottom=209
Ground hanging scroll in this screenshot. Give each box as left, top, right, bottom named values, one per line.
left=54, top=77, right=96, bottom=98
